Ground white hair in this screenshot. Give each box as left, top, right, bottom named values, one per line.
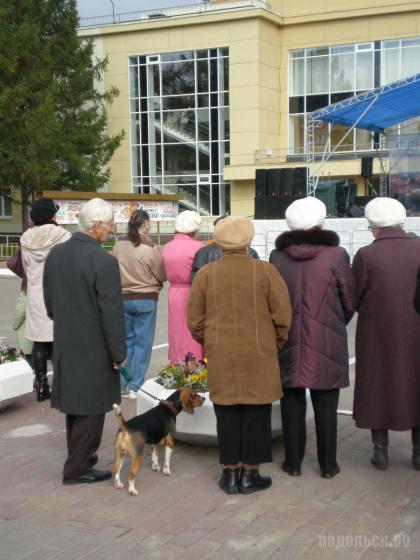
left=78, top=198, right=114, bottom=232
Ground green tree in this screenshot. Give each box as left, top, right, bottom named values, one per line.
left=0, top=0, right=124, bottom=228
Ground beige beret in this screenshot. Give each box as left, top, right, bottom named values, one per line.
left=214, top=216, right=255, bottom=251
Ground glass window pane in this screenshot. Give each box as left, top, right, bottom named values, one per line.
left=162, top=95, right=195, bottom=110
left=131, top=147, right=141, bottom=177
left=199, top=184, right=211, bottom=215
left=162, top=61, right=195, bottom=95
left=219, top=57, right=229, bottom=91
left=402, top=45, right=420, bottom=78
left=161, top=51, right=194, bottom=62
left=307, top=47, right=329, bottom=56
left=148, top=145, right=162, bottom=176
left=331, top=52, right=355, bottom=92
left=178, top=185, right=198, bottom=212
left=331, top=91, right=353, bottom=104
left=197, top=59, right=209, bottom=93
left=289, top=96, right=305, bottom=114
left=289, top=58, right=305, bottom=95
left=219, top=92, right=229, bottom=106
left=289, top=49, right=305, bottom=58
left=219, top=47, right=228, bottom=57
left=129, top=66, right=139, bottom=98
left=306, top=94, right=329, bottom=112
left=381, top=47, right=400, bottom=84
left=197, top=94, right=209, bottom=108
left=197, top=50, right=208, bottom=59
left=331, top=124, right=354, bottom=151
left=314, top=121, right=329, bottom=153
left=289, top=115, right=305, bottom=154
left=164, top=144, right=197, bottom=175
left=148, top=112, right=161, bottom=144
left=306, top=55, right=329, bottom=94
left=331, top=44, right=354, bottom=54
left=147, top=65, right=160, bottom=97
left=356, top=128, right=373, bottom=151
left=198, top=147, right=210, bottom=174
left=197, top=108, right=210, bottom=141
left=356, top=51, right=374, bottom=90
left=130, top=99, right=139, bottom=113
left=162, top=109, right=195, bottom=139
left=131, top=116, right=140, bottom=145
left=402, top=37, right=420, bottom=47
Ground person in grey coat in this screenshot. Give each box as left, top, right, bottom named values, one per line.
left=353, top=197, right=420, bottom=472
left=43, top=198, right=126, bottom=485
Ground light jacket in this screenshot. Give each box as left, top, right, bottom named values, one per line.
left=112, top=234, right=166, bottom=300
left=20, top=224, right=71, bottom=341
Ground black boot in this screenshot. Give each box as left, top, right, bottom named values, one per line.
left=219, top=468, right=239, bottom=494
left=32, top=348, right=51, bottom=402
left=411, top=427, right=420, bottom=471
left=371, top=429, right=388, bottom=470
left=239, top=468, right=272, bottom=494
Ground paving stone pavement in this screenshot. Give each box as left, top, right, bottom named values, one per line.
left=0, top=392, right=419, bottom=560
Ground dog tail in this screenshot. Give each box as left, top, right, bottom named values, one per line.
left=113, top=404, right=129, bottom=432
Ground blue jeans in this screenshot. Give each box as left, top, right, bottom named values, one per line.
left=123, top=299, right=157, bottom=392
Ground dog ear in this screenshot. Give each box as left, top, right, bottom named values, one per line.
left=181, top=390, right=195, bottom=415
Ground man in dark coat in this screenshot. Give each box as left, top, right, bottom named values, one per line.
left=43, top=198, right=126, bottom=484
left=353, top=197, right=420, bottom=471
left=190, top=215, right=259, bottom=284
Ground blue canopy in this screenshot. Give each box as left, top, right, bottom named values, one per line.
left=310, top=73, right=420, bottom=133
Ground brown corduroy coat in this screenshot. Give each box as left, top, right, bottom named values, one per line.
left=187, top=253, right=292, bottom=405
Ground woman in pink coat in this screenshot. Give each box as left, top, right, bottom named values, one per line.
left=161, top=211, right=205, bottom=363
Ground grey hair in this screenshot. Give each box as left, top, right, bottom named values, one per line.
left=78, top=198, right=114, bottom=232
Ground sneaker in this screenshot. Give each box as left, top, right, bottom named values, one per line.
left=122, top=390, right=138, bottom=400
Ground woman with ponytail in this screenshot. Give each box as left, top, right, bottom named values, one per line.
left=113, top=209, right=166, bottom=398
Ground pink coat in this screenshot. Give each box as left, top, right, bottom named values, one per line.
left=161, top=233, right=204, bottom=363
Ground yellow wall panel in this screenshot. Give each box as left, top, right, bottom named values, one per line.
left=325, top=18, right=371, bottom=43
left=230, top=62, right=259, bottom=87
left=230, top=86, right=259, bottom=110
left=229, top=40, right=260, bottom=64
left=370, top=13, right=418, bottom=39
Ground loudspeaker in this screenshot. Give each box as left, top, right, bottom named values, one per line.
left=255, top=196, right=282, bottom=219
left=255, top=169, right=267, bottom=197
left=361, top=157, right=373, bottom=178
left=279, top=169, right=294, bottom=197
left=266, top=169, right=283, bottom=196
left=293, top=167, right=308, bottom=196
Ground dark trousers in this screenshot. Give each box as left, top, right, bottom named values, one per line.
left=213, top=403, right=272, bottom=465
left=63, top=414, right=105, bottom=478
left=281, top=388, right=339, bottom=472
left=32, top=341, right=53, bottom=374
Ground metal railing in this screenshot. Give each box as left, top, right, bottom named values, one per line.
left=79, top=0, right=270, bottom=28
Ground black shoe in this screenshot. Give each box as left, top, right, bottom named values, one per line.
left=281, top=461, right=301, bottom=477
left=37, top=383, right=51, bottom=402
left=371, top=429, right=388, bottom=471
left=321, top=464, right=341, bottom=479
left=63, top=469, right=112, bottom=485
left=219, top=468, right=239, bottom=495
left=239, top=468, right=272, bottom=494
left=89, top=454, right=99, bottom=467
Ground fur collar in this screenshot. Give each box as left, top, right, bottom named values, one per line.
left=275, top=228, right=340, bottom=251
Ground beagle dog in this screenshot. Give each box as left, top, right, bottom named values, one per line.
left=112, top=387, right=205, bottom=496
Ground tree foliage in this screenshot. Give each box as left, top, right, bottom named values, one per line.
left=0, top=0, right=124, bottom=215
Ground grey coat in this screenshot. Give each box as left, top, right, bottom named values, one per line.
left=43, top=233, right=126, bottom=416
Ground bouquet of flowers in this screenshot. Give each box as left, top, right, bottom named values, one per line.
left=0, top=341, right=20, bottom=364
left=156, top=353, right=208, bottom=392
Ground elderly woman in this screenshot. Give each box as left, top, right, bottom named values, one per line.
left=188, top=216, right=292, bottom=495
left=20, top=197, right=71, bottom=401
left=161, top=210, right=205, bottom=363
left=353, top=197, right=420, bottom=471
left=270, top=197, right=356, bottom=479
left=113, top=210, right=166, bottom=398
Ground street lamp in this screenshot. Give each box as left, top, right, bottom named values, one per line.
left=110, top=0, right=115, bottom=23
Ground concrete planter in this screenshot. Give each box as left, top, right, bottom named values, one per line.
left=137, top=378, right=282, bottom=446
left=0, top=359, right=33, bottom=407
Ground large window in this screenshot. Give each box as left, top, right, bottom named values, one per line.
left=129, top=48, right=230, bottom=216
left=0, top=188, right=12, bottom=217
left=288, top=37, right=420, bottom=155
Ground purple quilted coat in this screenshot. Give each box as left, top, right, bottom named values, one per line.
left=269, top=229, right=356, bottom=389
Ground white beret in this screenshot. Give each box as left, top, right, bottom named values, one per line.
left=285, top=196, right=326, bottom=231
left=175, top=210, right=201, bottom=233
left=364, top=197, right=406, bottom=228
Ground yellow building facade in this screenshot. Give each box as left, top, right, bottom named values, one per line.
left=3, top=0, right=420, bottom=232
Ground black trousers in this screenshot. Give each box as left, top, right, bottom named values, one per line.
left=280, top=388, right=339, bottom=472
left=63, top=414, right=105, bottom=478
left=32, top=341, right=53, bottom=374
left=213, top=403, right=272, bottom=465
